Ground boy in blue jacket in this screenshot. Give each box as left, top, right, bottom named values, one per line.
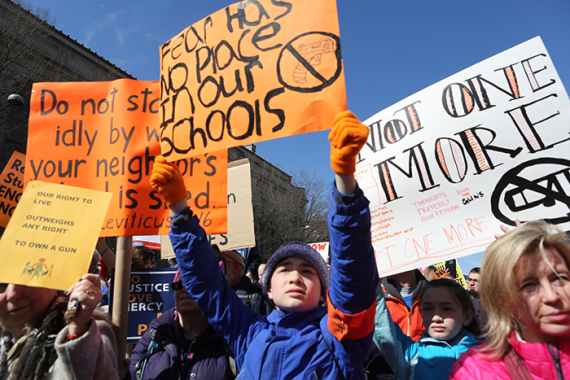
left=150, top=111, right=379, bottom=379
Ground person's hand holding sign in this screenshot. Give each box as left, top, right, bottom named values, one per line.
left=64, top=273, right=102, bottom=339
left=329, top=111, right=369, bottom=195
left=150, top=156, right=189, bottom=217
left=150, top=156, right=188, bottom=207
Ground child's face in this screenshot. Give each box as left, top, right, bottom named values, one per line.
left=420, top=287, right=472, bottom=341
left=513, top=248, right=570, bottom=343
left=267, top=257, right=323, bottom=313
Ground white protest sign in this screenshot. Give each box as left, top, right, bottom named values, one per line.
left=310, top=242, right=329, bottom=262
left=356, top=37, right=570, bottom=276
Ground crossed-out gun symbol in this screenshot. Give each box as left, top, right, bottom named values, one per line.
left=293, top=38, right=336, bottom=84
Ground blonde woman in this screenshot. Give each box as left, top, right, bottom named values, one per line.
left=450, top=220, right=570, bottom=379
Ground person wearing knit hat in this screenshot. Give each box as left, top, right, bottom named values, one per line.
left=152, top=111, right=379, bottom=380
left=261, top=241, right=330, bottom=299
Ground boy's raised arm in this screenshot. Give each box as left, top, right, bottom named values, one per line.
left=149, top=156, right=257, bottom=363
left=326, top=111, right=379, bottom=355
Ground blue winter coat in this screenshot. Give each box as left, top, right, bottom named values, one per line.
left=170, top=183, right=379, bottom=380
left=128, top=307, right=234, bottom=380
left=373, top=290, right=480, bottom=380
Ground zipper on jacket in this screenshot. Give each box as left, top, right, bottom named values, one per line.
left=548, top=342, right=565, bottom=380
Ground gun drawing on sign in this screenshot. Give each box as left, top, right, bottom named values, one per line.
left=504, top=167, right=570, bottom=211
left=293, top=38, right=336, bottom=84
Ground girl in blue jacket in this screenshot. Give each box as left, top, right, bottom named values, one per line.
left=373, top=278, right=481, bottom=380
left=150, top=111, right=379, bottom=380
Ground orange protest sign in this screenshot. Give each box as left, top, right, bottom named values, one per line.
left=0, top=151, right=26, bottom=227
left=26, top=79, right=227, bottom=236
left=159, top=0, right=346, bottom=160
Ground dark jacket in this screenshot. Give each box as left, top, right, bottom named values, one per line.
left=129, top=307, right=234, bottom=380
left=242, top=243, right=260, bottom=281
left=232, top=275, right=274, bottom=315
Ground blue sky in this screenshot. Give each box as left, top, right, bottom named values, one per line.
left=24, top=0, right=570, bottom=270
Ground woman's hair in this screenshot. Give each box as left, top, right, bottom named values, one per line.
left=420, top=278, right=481, bottom=339
left=0, top=293, right=68, bottom=380
left=480, top=220, right=570, bottom=358
left=423, top=265, right=437, bottom=281
left=132, top=246, right=156, bottom=268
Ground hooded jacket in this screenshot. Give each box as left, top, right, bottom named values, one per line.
left=373, top=287, right=480, bottom=380
left=449, top=331, right=570, bottom=380
left=169, top=183, right=379, bottom=380
left=381, top=271, right=427, bottom=342
left=129, top=307, right=234, bottom=380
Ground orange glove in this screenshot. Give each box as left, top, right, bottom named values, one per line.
left=328, top=111, right=369, bottom=175
left=150, top=156, right=188, bottom=207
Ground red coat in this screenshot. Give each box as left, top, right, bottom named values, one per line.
left=380, top=275, right=426, bottom=342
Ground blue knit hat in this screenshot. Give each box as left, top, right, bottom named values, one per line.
left=261, top=242, right=330, bottom=296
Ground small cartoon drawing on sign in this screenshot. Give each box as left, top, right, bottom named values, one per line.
left=293, top=38, right=336, bottom=84
left=21, top=258, right=53, bottom=281
left=277, top=31, right=342, bottom=93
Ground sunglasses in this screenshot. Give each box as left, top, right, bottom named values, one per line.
left=171, top=281, right=184, bottom=291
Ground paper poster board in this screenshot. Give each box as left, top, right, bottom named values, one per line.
left=159, top=0, right=346, bottom=160
left=0, top=181, right=112, bottom=290
left=0, top=151, right=26, bottom=227
left=108, top=268, right=177, bottom=343
left=356, top=37, right=570, bottom=276
left=310, top=241, right=329, bottom=262
left=26, top=79, right=228, bottom=236
left=208, top=159, right=255, bottom=250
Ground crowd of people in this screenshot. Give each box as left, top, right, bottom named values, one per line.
left=1, top=111, right=570, bottom=379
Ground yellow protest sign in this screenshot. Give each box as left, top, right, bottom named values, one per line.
left=0, top=151, right=26, bottom=228
left=160, top=0, right=346, bottom=160
left=0, top=181, right=112, bottom=290
left=433, top=260, right=467, bottom=289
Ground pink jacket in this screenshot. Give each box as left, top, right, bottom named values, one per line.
left=449, top=331, right=570, bottom=379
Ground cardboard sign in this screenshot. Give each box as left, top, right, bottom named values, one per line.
left=161, top=235, right=175, bottom=260
left=0, top=181, right=112, bottom=290
left=26, top=79, right=228, bottom=236
left=161, top=158, right=256, bottom=259
left=356, top=37, right=570, bottom=276
left=159, top=0, right=346, bottom=160
left=0, top=151, right=26, bottom=227
left=108, top=268, right=177, bottom=343
left=208, top=159, right=255, bottom=250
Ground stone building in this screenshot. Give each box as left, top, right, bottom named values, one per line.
left=0, top=0, right=134, bottom=169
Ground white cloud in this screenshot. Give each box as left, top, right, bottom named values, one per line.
left=84, top=12, right=118, bottom=45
